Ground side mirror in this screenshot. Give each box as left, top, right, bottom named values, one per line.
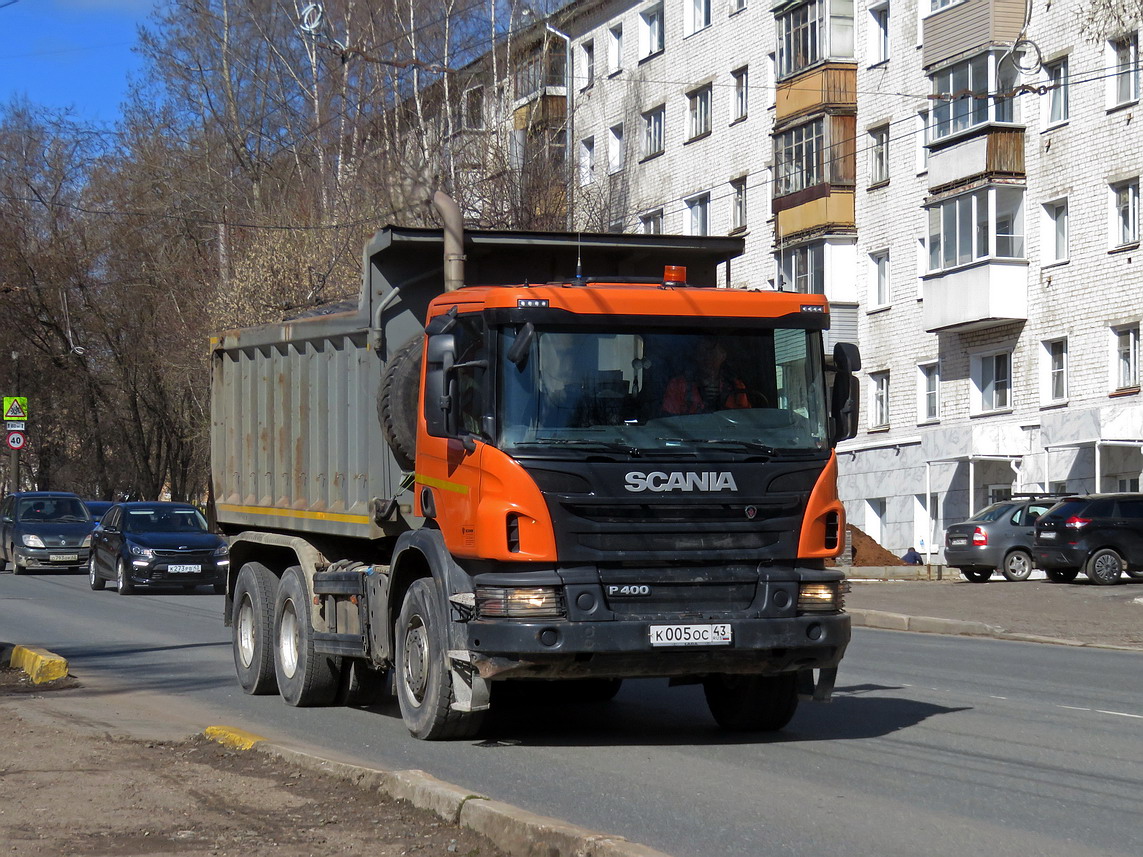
left=424, top=333, right=457, bottom=438
left=830, top=342, right=861, bottom=444
left=506, top=322, right=534, bottom=366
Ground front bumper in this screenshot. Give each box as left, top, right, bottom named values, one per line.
left=15, top=547, right=90, bottom=570
left=126, top=557, right=228, bottom=587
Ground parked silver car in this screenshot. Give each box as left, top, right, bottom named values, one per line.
left=944, top=496, right=1059, bottom=582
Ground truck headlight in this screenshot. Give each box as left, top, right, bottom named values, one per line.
left=21, top=534, right=45, bottom=548
left=475, top=586, right=564, bottom=619
left=798, top=581, right=844, bottom=614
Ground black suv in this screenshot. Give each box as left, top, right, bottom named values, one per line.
left=944, top=496, right=1058, bottom=582
left=1033, top=493, right=1143, bottom=584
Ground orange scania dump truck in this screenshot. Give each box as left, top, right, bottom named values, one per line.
left=211, top=194, right=861, bottom=739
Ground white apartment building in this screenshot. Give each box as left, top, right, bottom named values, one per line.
left=508, top=0, right=1143, bottom=560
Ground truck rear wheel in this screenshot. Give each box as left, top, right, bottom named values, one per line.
left=378, top=335, right=421, bottom=472
left=273, top=565, right=340, bottom=706
left=232, top=562, right=279, bottom=695
left=395, top=578, right=485, bottom=740
left=703, top=672, right=799, bottom=732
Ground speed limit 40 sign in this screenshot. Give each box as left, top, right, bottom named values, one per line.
left=6, top=431, right=25, bottom=451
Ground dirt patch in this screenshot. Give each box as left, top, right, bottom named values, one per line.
left=0, top=675, right=504, bottom=857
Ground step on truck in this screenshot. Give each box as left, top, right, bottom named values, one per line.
left=211, top=192, right=861, bottom=739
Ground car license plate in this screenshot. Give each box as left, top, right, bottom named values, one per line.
left=168, top=564, right=201, bottom=574
left=1041, top=531, right=1057, bottom=540
left=49, top=554, right=78, bottom=562
left=949, top=537, right=967, bottom=547
left=649, top=624, right=732, bottom=647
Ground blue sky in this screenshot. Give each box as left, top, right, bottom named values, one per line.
left=0, top=0, right=153, bottom=124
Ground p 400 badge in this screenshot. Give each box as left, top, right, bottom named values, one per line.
left=606, top=584, right=652, bottom=597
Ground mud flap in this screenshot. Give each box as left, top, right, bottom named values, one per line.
left=447, top=650, right=491, bottom=712
left=797, top=667, right=838, bottom=702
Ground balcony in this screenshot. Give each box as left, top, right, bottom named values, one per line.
left=775, top=63, right=856, bottom=124
left=922, top=259, right=1027, bottom=333
left=928, top=129, right=1024, bottom=192
left=775, top=187, right=855, bottom=242
left=922, top=0, right=1025, bottom=70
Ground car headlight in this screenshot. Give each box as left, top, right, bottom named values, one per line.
left=21, top=534, right=45, bottom=548
left=213, top=543, right=229, bottom=557
left=798, top=581, right=845, bottom=614
left=129, top=543, right=155, bottom=559
left=475, top=586, right=565, bottom=619
left=82, top=534, right=93, bottom=548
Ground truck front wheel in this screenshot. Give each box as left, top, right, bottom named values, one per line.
left=232, top=562, right=279, bottom=695
left=703, top=672, right=799, bottom=732
left=395, top=578, right=485, bottom=740
left=273, top=565, right=340, bottom=706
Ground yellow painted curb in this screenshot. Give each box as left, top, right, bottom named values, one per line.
left=9, top=645, right=69, bottom=684
left=203, top=725, right=266, bottom=750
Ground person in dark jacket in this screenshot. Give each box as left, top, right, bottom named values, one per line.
left=662, top=336, right=750, bottom=415
left=901, top=546, right=924, bottom=565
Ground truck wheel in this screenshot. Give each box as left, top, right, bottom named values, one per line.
left=378, top=335, right=421, bottom=472
left=273, top=565, right=340, bottom=706
left=395, top=578, right=485, bottom=740
left=1046, top=567, right=1080, bottom=583
left=703, top=672, right=799, bottom=732
left=88, top=557, right=105, bottom=591
left=232, top=562, right=279, bottom=695
left=960, top=568, right=991, bottom=582
left=1001, top=550, right=1033, bottom=582
left=1087, top=549, right=1124, bottom=585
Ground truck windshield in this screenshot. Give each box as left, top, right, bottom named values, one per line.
left=497, top=326, right=828, bottom=455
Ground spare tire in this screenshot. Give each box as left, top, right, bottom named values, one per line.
left=378, top=335, right=422, bottom=472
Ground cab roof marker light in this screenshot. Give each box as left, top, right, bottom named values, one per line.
left=663, top=265, right=687, bottom=286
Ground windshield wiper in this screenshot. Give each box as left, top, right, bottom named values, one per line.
left=518, top=438, right=643, bottom=456
left=657, top=438, right=777, bottom=456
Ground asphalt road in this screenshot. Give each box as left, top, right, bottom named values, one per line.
left=3, top=571, right=1141, bottom=857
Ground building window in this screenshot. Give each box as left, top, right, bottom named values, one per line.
left=1045, top=338, right=1068, bottom=402
left=919, top=362, right=939, bottom=422
left=686, top=193, right=711, bottom=235
left=973, top=351, right=1011, bottom=413
left=777, top=242, right=825, bottom=294
left=870, top=250, right=890, bottom=306
left=686, top=0, right=711, bottom=36
left=513, top=46, right=566, bottom=99
left=1046, top=57, right=1069, bottom=125
left=731, top=177, right=747, bottom=231
left=732, top=0, right=747, bottom=12
left=607, top=124, right=624, bottom=173
left=641, top=208, right=664, bottom=234
left=1114, top=325, right=1139, bottom=390
left=608, top=25, right=623, bottom=74
left=776, top=0, right=855, bottom=80
left=869, top=125, right=889, bottom=185
left=462, top=87, right=484, bottom=130
left=1111, top=179, right=1139, bottom=246
left=1044, top=199, right=1068, bottom=263
left=579, top=136, right=595, bottom=186
left=870, top=1, right=890, bottom=64
left=929, top=52, right=1017, bottom=142
left=926, top=187, right=1024, bottom=273
left=732, top=67, right=749, bottom=122
left=640, top=3, right=665, bottom=59
left=1111, top=34, right=1139, bottom=106
left=775, top=118, right=824, bottom=196
left=930, top=0, right=955, bottom=10
left=1119, top=476, right=1141, bottom=492
left=871, top=371, right=890, bottom=428
left=687, top=85, right=712, bottom=140
left=580, top=41, right=595, bottom=90
left=643, top=105, right=665, bottom=158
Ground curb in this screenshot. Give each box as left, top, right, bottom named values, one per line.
left=0, top=642, right=70, bottom=683
left=202, top=726, right=671, bottom=857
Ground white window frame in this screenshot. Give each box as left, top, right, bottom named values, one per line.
left=686, top=192, right=711, bottom=235
left=1043, top=198, right=1068, bottom=263
left=1043, top=338, right=1068, bottom=403
left=641, top=208, right=664, bottom=234
left=462, top=86, right=484, bottom=130
left=777, top=242, right=825, bottom=294
left=869, top=1, right=890, bottom=65
left=870, top=250, right=890, bottom=306
left=869, top=125, right=889, bottom=184
left=643, top=105, right=665, bottom=158
left=1109, top=33, right=1139, bottom=107
left=580, top=40, right=595, bottom=90
left=776, top=0, right=855, bottom=80
left=1113, top=324, right=1140, bottom=390
left=685, top=0, right=712, bottom=36
left=916, top=109, right=930, bottom=173
left=639, top=3, right=665, bottom=59
left=687, top=85, right=712, bottom=140
left=608, top=24, right=624, bottom=75
left=775, top=118, right=824, bottom=196
left=579, top=136, right=595, bottom=186
left=1110, top=179, right=1139, bottom=247
left=731, top=177, right=747, bottom=231
left=926, top=186, right=1024, bottom=273
left=971, top=350, right=1012, bottom=414
left=929, top=51, right=1018, bottom=143
left=871, top=371, right=890, bottom=428
left=918, top=362, right=939, bottom=422
left=607, top=123, right=624, bottom=173
left=732, top=0, right=747, bottom=13
left=732, top=66, right=749, bottom=122
left=1045, top=57, right=1069, bottom=126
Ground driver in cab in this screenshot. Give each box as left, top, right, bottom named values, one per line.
left=661, top=336, right=750, bottom=415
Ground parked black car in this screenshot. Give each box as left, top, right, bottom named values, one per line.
left=1033, top=493, right=1143, bottom=584
left=83, top=500, right=114, bottom=521
left=0, top=491, right=95, bottom=574
left=88, top=501, right=229, bottom=594
left=944, top=496, right=1058, bottom=582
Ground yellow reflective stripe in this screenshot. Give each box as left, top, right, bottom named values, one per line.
left=415, top=473, right=470, bottom=495
left=215, top=503, right=372, bottom=525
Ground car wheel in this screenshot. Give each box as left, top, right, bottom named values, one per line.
left=703, top=672, right=799, bottom=732
left=10, top=547, right=25, bottom=575
left=960, top=568, right=991, bottom=582
left=1001, top=550, right=1033, bottom=582
left=1087, top=549, right=1124, bottom=585
left=88, top=556, right=105, bottom=591
left=1046, top=567, right=1080, bottom=583
left=116, top=559, right=136, bottom=595
left=231, top=562, right=279, bottom=695
left=273, top=565, right=340, bottom=707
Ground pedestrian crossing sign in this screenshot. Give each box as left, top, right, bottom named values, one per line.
left=3, top=397, right=27, bottom=421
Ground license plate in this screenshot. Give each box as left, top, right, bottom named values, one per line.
left=649, top=624, right=732, bottom=647
left=49, top=554, right=78, bottom=562
left=949, top=538, right=967, bottom=547
left=168, top=564, right=201, bottom=574
left=1041, top=531, right=1057, bottom=540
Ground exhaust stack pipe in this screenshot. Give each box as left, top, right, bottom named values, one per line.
left=432, top=191, right=465, bottom=292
